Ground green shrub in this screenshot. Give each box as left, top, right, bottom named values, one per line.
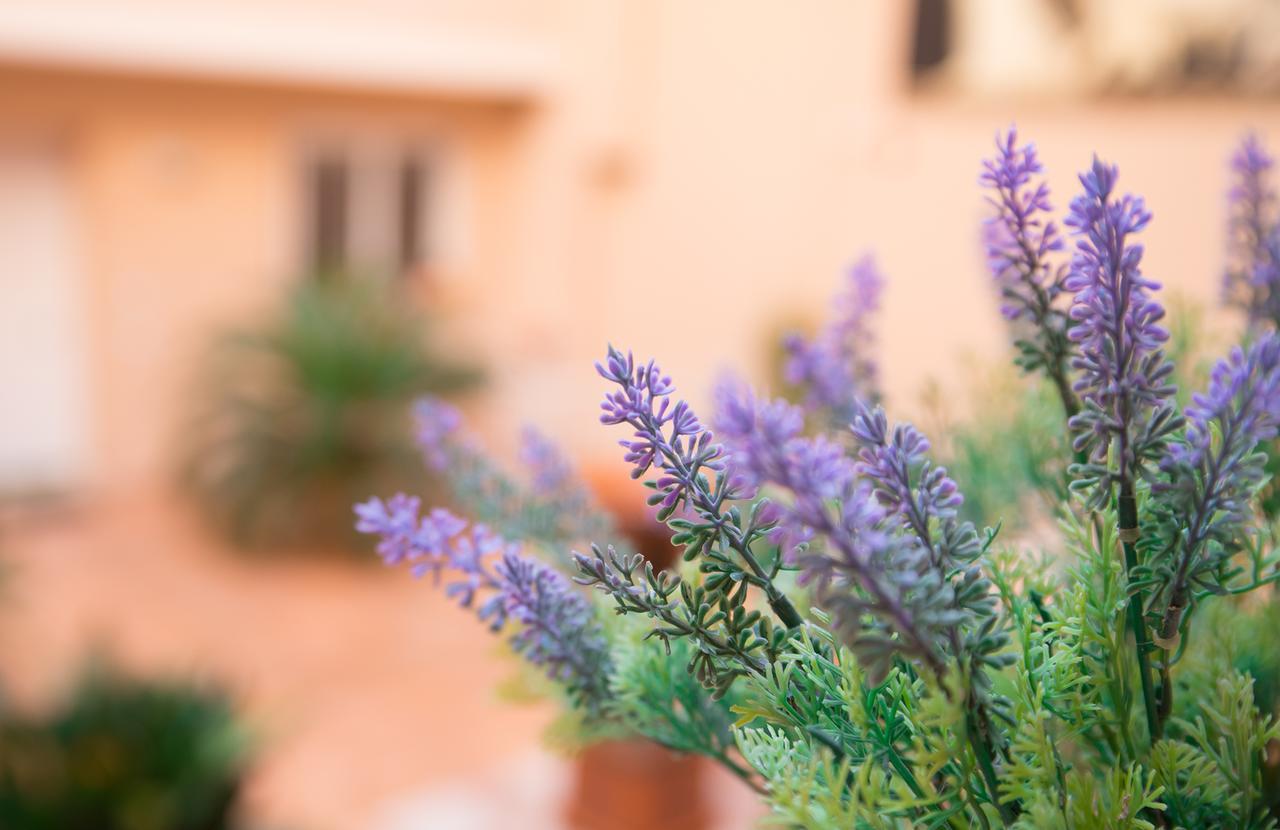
left=0, top=666, right=248, bottom=830
left=184, top=277, right=482, bottom=549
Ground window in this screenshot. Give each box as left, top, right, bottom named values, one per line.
left=303, top=139, right=439, bottom=280
left=310, top=153, right=348, bottom=274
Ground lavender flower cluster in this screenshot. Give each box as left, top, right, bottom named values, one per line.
left=358, top=126, right=1280, bottom=829
left=981, top=129, right=1067, bottom=323
left=1223, top=135, right=1280, bottom=328
left=783, top=255, right=884, bottom=423
left=980, top=129, right=1078, bottom=416
left=1149, top=332, right=1280, bottom=643
left=592, top=347, right=804, bottom=633
left=1063, top=157, right=1180, bottom=508
left=354, top=494, right=610, bottom=708
left=597, top=346, right=729, bottom=516
left=713, top=383, right=952, bottom=679
left=412, top=396, right=608, bottom=548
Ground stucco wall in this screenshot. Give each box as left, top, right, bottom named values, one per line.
left=3, top=1, right=1280, bottom=497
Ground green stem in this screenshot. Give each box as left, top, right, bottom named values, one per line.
left=656, top=438, right=805, bottom=631
left=1118, top=491, right=1162, bottom=744
left=806, top=727, right=968, bottom=830
left=969, top=708, right=1014, bottom=826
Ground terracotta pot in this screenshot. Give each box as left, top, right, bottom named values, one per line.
left=564, top=467, right=709, bottom=829
left=565, top=740, right=709, bottom=830
left=582, top=464, right=681, bottom=570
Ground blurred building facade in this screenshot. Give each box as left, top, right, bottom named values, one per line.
left=1, top=0, right=1278, bottom=499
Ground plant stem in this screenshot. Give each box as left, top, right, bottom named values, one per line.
left=807, top=727, right=968, bottom=830
left=653, top=430, right=806, bottom=631
left=1118, top=490, right=1162, bottom=744
left=969, top=707, right=1014, bottom=826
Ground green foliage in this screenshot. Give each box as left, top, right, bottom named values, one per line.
left=1170, top=672, right=1279, bottom=828
left=929, top=370, right=1069, bottom=530
left=736, top=726, right=923, bottom=829
left=1149, top=739, right=1239, bottom=828
left=732, top=620, right=924, bottom=792
left=0, top=666, right=248, bottom=830
left=576, top=543, right=791, bottom=698
left=185, top=277, right=481, bottom=548
left=606, top=617, right=742, bottom=767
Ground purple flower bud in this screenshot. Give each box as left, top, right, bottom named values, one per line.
left=519, top=425, right=575, bottom=493
left=713, top=383, right=949, bottom=676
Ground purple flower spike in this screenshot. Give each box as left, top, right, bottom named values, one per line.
left=496, top=553, right=610, bottom=693
left=1152, top=332, right=1280, bottom=640
left=1063, top=157, right=1180, bottom=505
left=980, top=127, right=1067, bottom=323
left=520, top=425, right=575, bottom=493
left=713, top=383, right=951, bottom=679
left=784, top=255, right=884, bottom=423
left=850, top=402, right=974, bottom=573
left=980, top=128, right=1080, bottom=415
left=596, top=346, right=729, bottom=517
left=414, top=398, right=464, bottom=470
left=355, top=497, right=610, bottom=708
left=1223, top=134, right=1280, bottom=327
left=409, top=395, right=608, bottom=549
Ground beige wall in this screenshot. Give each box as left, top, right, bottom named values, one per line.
left=3, top=0, right=1280, bottom=497
left=0, top=65, right=529, bottom=489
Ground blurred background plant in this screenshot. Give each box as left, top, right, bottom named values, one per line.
left=0, top=663, right=249, bottom=830
left=183, top=276, right=483, bottom=551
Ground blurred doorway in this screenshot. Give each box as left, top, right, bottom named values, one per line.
left=0, top=137, right=90, bottom=494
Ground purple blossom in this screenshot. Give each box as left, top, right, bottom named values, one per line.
left=980, top=127, right=1067, bottom=323
left=846, top=402, right=1006, bottom=693
left=597, top=346, right=730, bottom=517
left=493, top=553, right=610, bottom=695
left=1063, top=157, right=1179, bottom=505
left=354, top=497, right=610, bottom=707
left=410, top=396, right=608, bottom=548
left=713, top=384, right=948, bottom=677
left=519, top=425, right=575, bottom=492
left=414, top=398, right=464, bottom=470
left=849, top=402, right=977, bottom=573
left=1152, top=333, right=1280, bottom=638
left=783, top=255, right=884, bottom=421
left=712, top=374, right=843, bottom=507
left=1223, top=134, right=1280, bottom=327
left=354, top=494, right=466, bottom=570
left=979, top=128, right=1079, bottom=415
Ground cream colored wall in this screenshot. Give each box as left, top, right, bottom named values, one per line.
left=486, top=2, right=1280, bottom=478
left=5, top=0, right=1280, bottom=497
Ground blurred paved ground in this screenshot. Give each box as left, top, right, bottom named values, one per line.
left=0, top=492, right=762, bottom=830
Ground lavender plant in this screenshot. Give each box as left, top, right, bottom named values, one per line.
left=410, top=397, right=609, bottom=553
left=782, top=255, right=884, bottom=423
left=980, top=127, right=1078, bottom=419
left=1220, top=134, right=1280, bottom=526
left=354, top=495, right=610, bottom=709
left=360, top=129, right=1280, bottom=829
left=1223, top=135, right=1280, bottom=330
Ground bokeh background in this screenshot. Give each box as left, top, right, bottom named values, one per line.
left=2, top=1, right=1279, bottom=828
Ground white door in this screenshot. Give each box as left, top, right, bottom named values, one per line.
left=0, top=137, right=90, bottom=493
